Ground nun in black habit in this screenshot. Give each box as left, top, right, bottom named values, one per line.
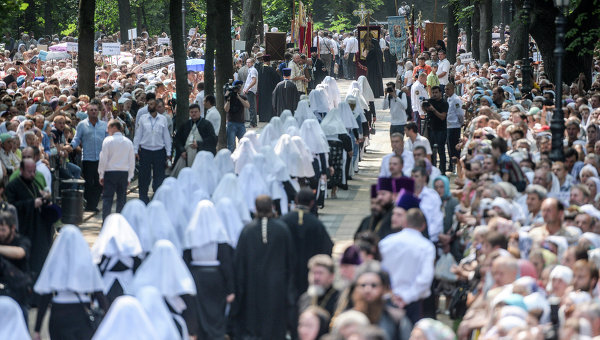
left=366, top=38, right=384, bottom=98
left=257, top=56, right=281, bottom=122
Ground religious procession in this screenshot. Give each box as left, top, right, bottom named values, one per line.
left=1, top=0, right=600, bottom=339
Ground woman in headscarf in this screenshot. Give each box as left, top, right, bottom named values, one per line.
left=91, top=214, right=143, bottom=304
left=231, top=137, right=257, bottom=174
left=33, top=226, right=109, bottom=340
left=91, top=295, right=159, bottom=340
left=338, top=101, right=360, bottom=180
left=216, top=197, right=245, bottom=247
left=433, top=176, right=461, bottom=261
left=322, top=76, right=340, bottom=109
left=321, top=106, right=352, bottom=197
left=212, top=173, right=252, bottom=223
left=295, top=97, right=314, bottom=126
left=214, top=148, right=235, bottom=181
left=143, top=200, right=183, bottom=254
left=0, top=296, right=31, bottom=340
left=183, top=200, right=235, bottom=339
left=300, top=119, right=330, bottom=209
left=258, top=122, right=282, bottom=147
left=135, top=286, right=182, bottom=340
left=309, top=87, right=330, bottom=122
left=357, top=75, right=376, bottom=131
left=410, top=318, right=456, bottom=340
left=129, top=240, right=196, bottom=339
left=191, top=151, right=219, bottom=195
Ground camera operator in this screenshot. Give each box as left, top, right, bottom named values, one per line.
left=0, top=207, right=32, bottom=317
left=422, top=86, right=449, bottom=172
left=382, top=81, right=408, bottom=136
left=224, top=80, right=250, bottom=152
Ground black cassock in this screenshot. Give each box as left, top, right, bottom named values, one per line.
left=280, top=208, right=333, bottom=299
left=355, top=209, right=393, bottom=240
left=232, top=217, right=296, bottom=339
left=366, top=38, right=384, bottom=98
left=310, top=57, right=328, bottom=90
left=383, top=41, right=397, bottom=78
left=5, top=177, right=54, bottom=278
left=272, top=80, right=300, bottom=117
left=257, top=63, right=281, bottom=122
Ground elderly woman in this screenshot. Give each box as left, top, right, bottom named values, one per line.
left=410, top=318, right=456, bottom=340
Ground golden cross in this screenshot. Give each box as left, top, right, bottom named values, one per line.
left=353, top=3, right=373, bottom=26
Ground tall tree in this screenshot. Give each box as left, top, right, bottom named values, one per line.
left=78, top=0, right=95, bottom=97
left=446, top=0, right=459, bottom=63
left=505, top=0, right=525, bottom=64
left=471, top=0, right=480, bottom=61
left=479, top=0, right=492, bottom=63
left=204, top=0, right=217, bottom=96
left=464, top=0, right=471, bottom=52
left=170, top=0, right=190, bottom=129
left=44, top=1, right=54, bottom=35
left=118, top=0, right=132, bottom=43
left=215, top=0, right=234, bottom=149
left=240, top=0, right=261, bottom=54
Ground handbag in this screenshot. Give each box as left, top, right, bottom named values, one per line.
left=448, top=282, right=470, bottom=319
left=76, top=293, right=104, bottom=331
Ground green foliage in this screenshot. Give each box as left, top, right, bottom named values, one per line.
left=61, top=23, right=78, bottom=36
left=95, top=0, right=121, bottom=33
left=263, top=0, right=292, bottom=32
left=326, top=15, right=353, bottom=32
left=0, top=0, right=28, bottom=34
left=564, top=0, right=600, bottom=57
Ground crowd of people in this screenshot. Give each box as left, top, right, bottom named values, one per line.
left=1, top=13, right=600, bottom=340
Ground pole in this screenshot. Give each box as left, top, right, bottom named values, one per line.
left=500, top=0, right=504, bottom=44
left=520, top=0, right=532, bottom=95
left=550, top=6, right=566, bottom=162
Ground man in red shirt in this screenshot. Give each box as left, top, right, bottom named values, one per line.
left=412, top=55, right=432, bottom=80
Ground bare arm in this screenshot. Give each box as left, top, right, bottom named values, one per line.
left=0, top=244, right=26, bottom=260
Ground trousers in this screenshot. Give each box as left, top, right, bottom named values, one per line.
left=102, top=171, right=128, bottom=220
left=138, top=148, right=166, bottom=203
left=82, top=161, right=101, bottom=210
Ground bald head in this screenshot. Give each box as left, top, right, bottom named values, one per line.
left=255, top=195, right=273, bottom=217
left=20, top=158, right=37, bottom=180
left=492, top=255, right=518, bottom=286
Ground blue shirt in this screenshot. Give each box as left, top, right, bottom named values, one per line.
left=71, top=118, right=108, bottom=161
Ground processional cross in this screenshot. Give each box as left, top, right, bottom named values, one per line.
left=353, top=3, right=373, bottom=26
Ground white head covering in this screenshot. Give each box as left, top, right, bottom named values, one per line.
left=280, top=109, right=293, bottom=123
left=295, top=99, right=315, bottom=126
left=347, top=81, right=369, bottom=110
left=549, top=265, right=573, bottom=285
left=299, top=119, right=329, bottom=154
left=129, top=240, right=196, bottom=297
left=91, top=214, right=143, bottom=263
left=177, top=167, right=202, bottom=201
left=243, top=130, right=261, bottom=150
left=238, top=163, right=270, bottom=213
left=212, top=173, right=252, bottom=223
left=291, top=136, right=316, bottom=177
left=34, top=225, right=105, bottom=294
left=258, top=123, right=282, bottom=147
left=216, top=198, right=245, bottom=248
left=135, top=286, right=181, bottom=340
left=92, top=296, right=159, bottom=340
left=214, top=148, right=235, bottom=180
left=580, top=164, right=599, bottom=181
left=258, top=145, right=291, bottom=182
left=269, top=116, right=284, bottom=134
left=274, top=134, right=305, bottom=177
left=282, top=116, right=299, bottom=132
left=144, top=201, right=183, bottom=253
left=309, top=87, right=330, bottom=113
left=357, top=75, right=375, bottom=102
left=191, top=151, right=219, bottom=195
left=0, top=296, right=31, bottom=340
left=320, top=107, right=348, bottom=137
left=337, top=101, right=359, bottom=130
left=523, top=292, right=550, bottom=324
left=121, top=199, right=148, bottom=239
left=184, top=200, right=231, bottom=249
left=152, top=183, right=185, bottom=236
left=286, top=125, right=300, bottom=137
left=322, top=76, right=340, bottom=108
left=231, top=137, right=257, bottom=174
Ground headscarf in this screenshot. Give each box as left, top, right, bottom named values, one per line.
left=152, top=182, right=185, bottom=240
left=190, top=151, right=219, bottom=195
left=299, top=119, right=329, bottom=154
left=34, top=225, right=105, bottom=294
left=91, top=213, right=143, bottom=263
left=242, top=130, right=261, bottom=150
left=280, top=109, right=293, bottom=123
left=282, top=116, right=299, bottom=132
left=269, top=116, right=284, bottom=134
left=258, top=123, right=282, bottom=147
left=120, top=199, right=148, bottom=241
left=414, top=318, right=456, bottom=340
left=294, top=99, right=314, bottom=126
left=184, top=200, right=231, bottom=249
left=357, top=75, right=375, bottom=102
left=216, top=198, right=245, bottom=248
left=92, top=296, right=159, bottom=340
left=212, top=173, right=252, bottom=223
left=274, top=134, right=315, bottom=178
left=320, top=107, right=348, bottom=137
left=337, top=101, right=359, bottom=130
left=433, top=175, right=451, bottom=200
left=214, top=148, right=235, bottom=180
left=231, top=137, right=257, bottom=174
left=322, top=76, right=340, bottom=108
left=0, top=296, right=31, bottom=340
left=309, top=87, right=330, bottom=113
left=238, top=163, right=270, bottom=213
left=143, top=201, right=183, bottom=253
left=135, top=286, right=181, bottom=340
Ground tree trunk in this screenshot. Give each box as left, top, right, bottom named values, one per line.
left=446, top=0, right=458, bottom=63
left=170, top=0, right=190, bottom=129
left=204, top=0, right=217, bottom=96
left=505, top=0, right=524, bottom=64
left=136, top=6, right=143, bottom=31
left=240, top=0, right=261, bottom=54
left=471, top=0, right=480, bottom=61
left=479, top=0, right=492, bottom=63
left=78, top=0, right=95, bottom=97
left=118, top=0, right=131, bottom=43
left=464, top=0, right=471, bottom=52
left=215, top=0, right=234, bottom=149
left=44, top=0, right=53, bottom=35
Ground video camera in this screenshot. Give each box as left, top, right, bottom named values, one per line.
left=223, top=82, right=241, bottom=100
left=419, top=96, right=431, bottom=109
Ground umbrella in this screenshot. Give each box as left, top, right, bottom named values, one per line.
left=49, top=43, right=68, bottom=52
left=53, top=68, right=78, bottom=81
left=186, top=59, right=205, bottom=72
left=46, top=51, right=72, bottom=60
left=141, top=56, right=174, bottom=72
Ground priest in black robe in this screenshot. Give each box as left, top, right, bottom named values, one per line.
left=256, top=57, right=281, bottom=122
left=172, top=103, right=217, bottom=165
left=310, top=47, right=328, bottom=90
left=231, top=195, right=297, bottom=339
left=280, top=188, right=333, bottom=299
left=382, top=39, right=397, bottom=78
left=354, top=177, right=394, bottom=239
left=366, top=38, right=384, bottom=98
left=5, top=158, right=54, bottom=278
left=272, top=68, right=300, bottom=117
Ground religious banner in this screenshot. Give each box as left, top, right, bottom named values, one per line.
left=387, top=16, right=406, bottom=57
left=356, top=26, right=381, bottom=60
left=424, top=22, right=444, bottom=50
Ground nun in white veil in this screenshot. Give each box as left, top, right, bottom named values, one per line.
left=216, top=197, right=245, bottom=247
left=214, top=148, right=235, bottom=181
left=309, top=87, right=330, bottom=121
left=212, top=173, right=252, bottom=223
left=269, top=116, right=284, bottom=134
left=299, top=119, right=330, bottom=205
left=231, top=137, right=257, bottom=174
left=242, top=130, right=261, bottom=150
left=0, top=296, right=31, bottom=340
left=346, top=95, right=367, bottom=173
left=144, top=201, right=184, bottom=253
left=252, top=152, right=291, bottom=215
left=120, top=199, right=148, bottom=240
left=280, top=109, right=293, bottom=123
left=357, top=75, right=376, bottom=126
left=129, top=240, right=196, bottom=340
left=91, top=214, right=143, bottom=303
left=33, top=226, right=108, bottom=340
left=135, top=286, right=182, bottom=340
left=152, top=182, right=185, bottom=238
left=183, top=200, right=234, bottom=339
left=258, top=123, right=282, bottom=147
left=92, top=296, right=159, bottom=340
left=177, top=167, right=203, bottom=201
left=191, top=151, right=219, bottom=195
left=282, top=116, right=299, bottom=132
left=320, top=107, right=353, bottom=197
left=275, top=134, right=315, bottom=179
left=322, top=76, right=340, bottom=108
left=294, top=98, right=314, bottom=126
left=238, top=163, right=270, bottom=213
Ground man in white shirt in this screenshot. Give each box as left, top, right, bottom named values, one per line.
left=379, top=132, right=415, bottom=177
left=382, top=82, right=408, bottom=135
left=379, top=206, right=435, bottom=325
left=436, top=50, right=450, bottom=93
left=194, top=82, right=205, bottom=116
left=445, top=83, right=464, bottom=171
left=98, top=119, right=135, bottom=220
left=316, top=32, right=333, bottom=76
left=133, top=93, right=172, bottom=203
left=411, top=166, right=443, bottom=242
left=33, top=147, right=51, bottom=193
left=411, top=72, right=428, bottom=122
left=404, top=121, right=432, bottom=156
left=243, top=57, right=259, bottom=127
left=203, top=94, right=221, bottom=136
left=343, top=32, right=359, bottom=80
